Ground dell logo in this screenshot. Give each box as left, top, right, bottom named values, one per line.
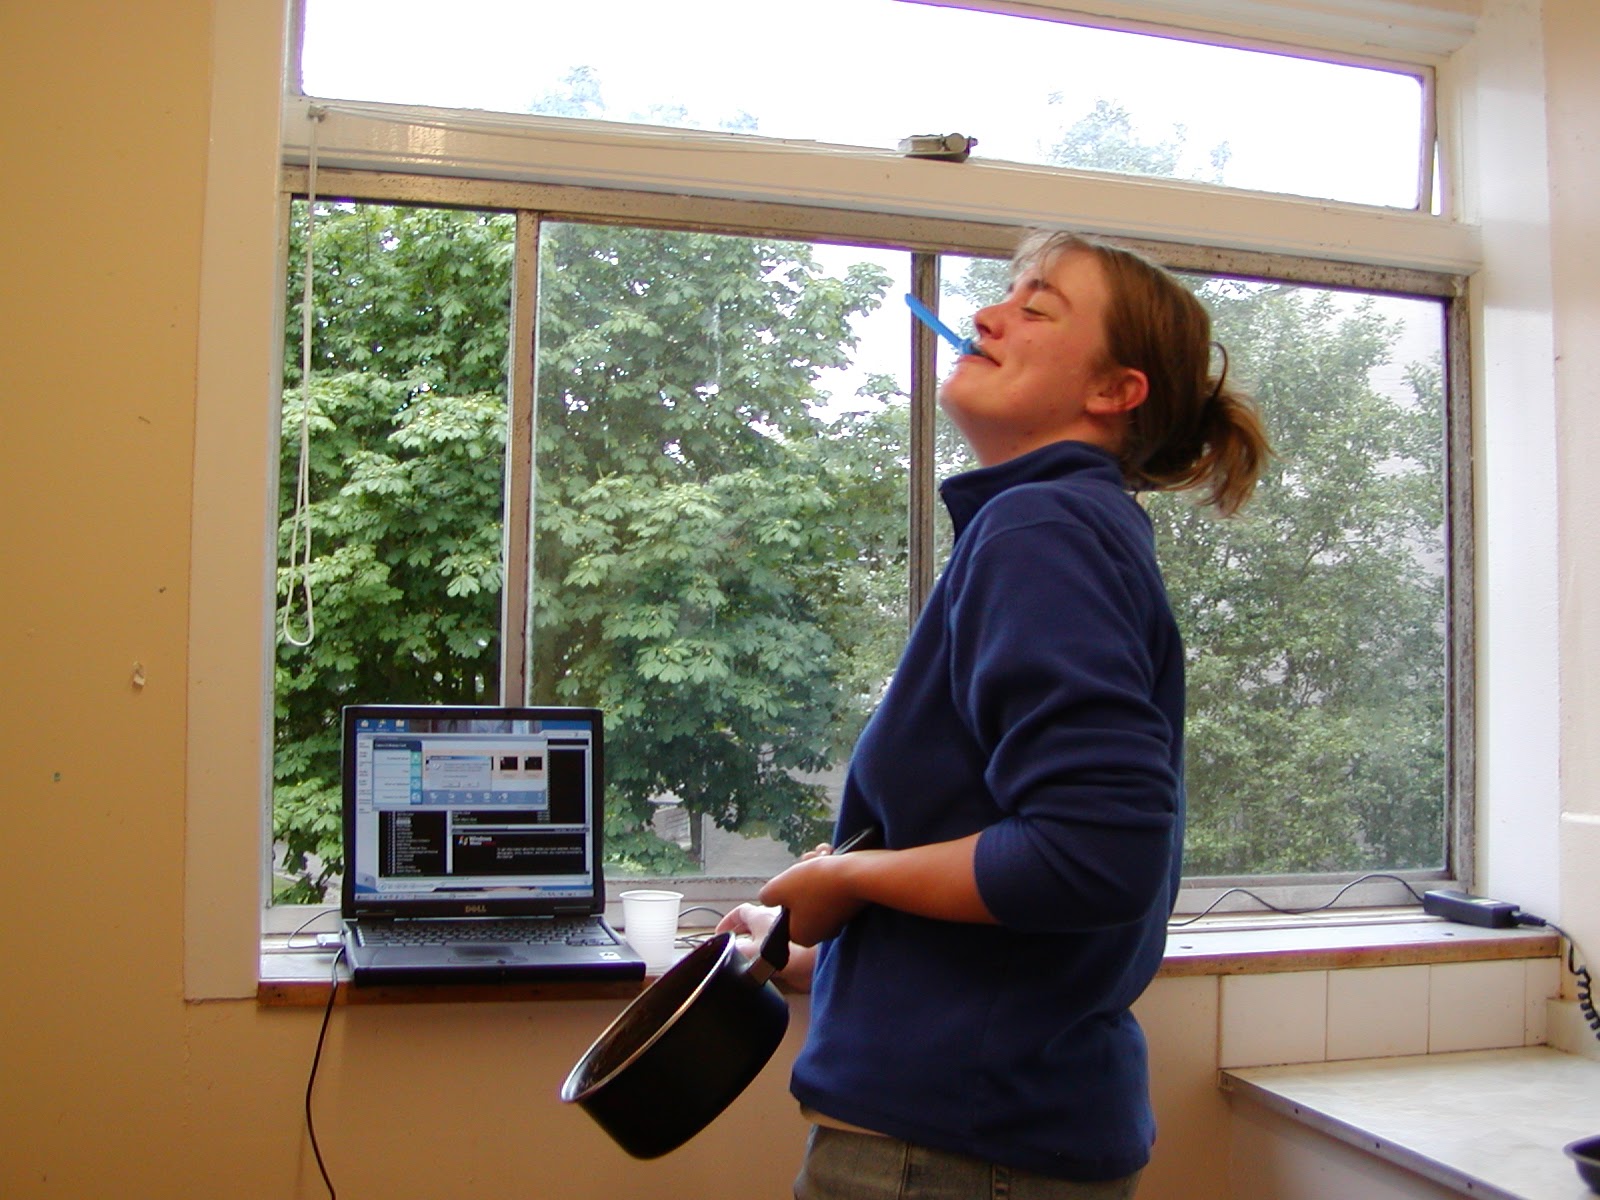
left=464, top=904, right=488, bottom=914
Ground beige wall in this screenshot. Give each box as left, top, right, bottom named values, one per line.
left=1547, top=0, right=1600, bottom=946
left=3, top=0, right=207, bottom=1191
left=2, top=1, right=1590, bottom=1197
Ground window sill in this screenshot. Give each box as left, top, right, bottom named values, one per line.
left=1221, top=1045, right=1600, bottom=1198
left=257, top=944, right=647, bottom=1006
left=1158, top=909, right=1558, bottom=977
left=256, top=913, right=1558, bottom=1007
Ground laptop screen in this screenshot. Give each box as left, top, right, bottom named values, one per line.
left=341, top=705, right=605, bottom=918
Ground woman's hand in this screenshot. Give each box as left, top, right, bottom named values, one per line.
left=757, top=852, right=877, bottom=947
left=721, top=832, right=998, bottom=975
left=715, top=902, right=819, bottom=991
left=763, top=832, right=998, bottom=947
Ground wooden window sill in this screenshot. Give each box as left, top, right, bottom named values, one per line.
left=257, top=913, right=1558, bottom=1007
left=1158, top=910, right=1557, bottom=977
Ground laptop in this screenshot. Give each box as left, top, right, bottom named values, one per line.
left=339, top=703, right=646, bottom=986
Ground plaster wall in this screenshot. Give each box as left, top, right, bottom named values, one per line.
left=1, top=1, right=1587, bottom=1197
left=1545, top=0, right=1600, bottom=958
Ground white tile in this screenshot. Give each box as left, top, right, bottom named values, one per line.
left=1133, top=975, right=1228, bottom=1191
left=1547, top=998, right=1600, bottom=1060
left=1220, top=971, right=1327, bottom=1068
left=1134, top=974, right=1220, bottom=1075
left=1524, top=956, right=1562, bottom=1044
left=1559, top=814, right=1600, bottom=982
left=1325, top=965, right=1430, bottom=1061
left=1427, top=960, right=1525, bottom=1052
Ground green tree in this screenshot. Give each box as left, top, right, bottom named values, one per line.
left=1048, top=97, right=1230, bottom=182
left=949, top=106, right=1446, bottom=876
left=273, top=206, right=895, bottom=895
left=1155, top=285, right=1444, bottom=874
left=274, top=204, right=515, bottom=900
left=529, top=224, right=891, bottom=869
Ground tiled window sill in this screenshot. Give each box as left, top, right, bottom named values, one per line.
left=257, top=913, right=1558, bottom=1008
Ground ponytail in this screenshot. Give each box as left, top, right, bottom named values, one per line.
left=1132, top=344, right=1272, bottom=517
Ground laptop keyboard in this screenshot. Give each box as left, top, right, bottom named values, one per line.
left=357, top=917, right=619, bottom=948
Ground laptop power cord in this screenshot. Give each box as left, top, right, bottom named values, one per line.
left=305, top=947, right=343, bottom=1200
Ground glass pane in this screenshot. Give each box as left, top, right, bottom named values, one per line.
left=302, top=0, right=1426, bottom=208
left=942, top=255, right=1448, bottom=876
left=926, top=259, right=988, bottom=567
left=532, top=223, right=907, bottom=878
left=273, top=202, right=513, bottom=903
left=1174, top=285, right=1447, bottom=876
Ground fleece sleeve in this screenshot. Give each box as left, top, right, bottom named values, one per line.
left=953, top=509, right=1179, bottom=933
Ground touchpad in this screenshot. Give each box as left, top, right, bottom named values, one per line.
left=450, top=945, right=525, bottom=961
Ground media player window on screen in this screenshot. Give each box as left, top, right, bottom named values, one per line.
left=353, top=723, right=593, bottom=900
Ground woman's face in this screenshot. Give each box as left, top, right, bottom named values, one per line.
left=938, top=249, right=1144, bottom=467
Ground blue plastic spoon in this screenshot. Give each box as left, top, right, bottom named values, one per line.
left=904, top=293, right=990, bottom=360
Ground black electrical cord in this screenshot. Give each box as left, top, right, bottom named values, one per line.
left=1168, top=872, right=1428, bottom=928
left=305, top=947, right=344, bottom=1200
left=1514, top=912, right=1600, bottom=1042
left=672, top=908, right=729, bottom=947
left=677, top=905, right=726, bottom=924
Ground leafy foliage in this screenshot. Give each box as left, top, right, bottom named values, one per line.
left=1156, top=286, right=1444, bottom=874
left=274, top=206, right=895, bottom=893
left=954, top=257, right=1448, bottom=875
left=951, top=106, right=1446, bottom=876
left=271, top=95, right=1448, bottom=901
left=528, top=224, right=894, bottom=870
left=1047, top=97, right=1231, bottom=183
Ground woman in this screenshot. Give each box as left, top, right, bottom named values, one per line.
left=719, top=231, right=1270, bottom=1199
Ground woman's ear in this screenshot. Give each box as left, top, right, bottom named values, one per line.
left=1086, top=367, right=1149, bottom=416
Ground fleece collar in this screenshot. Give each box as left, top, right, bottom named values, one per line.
left=939, top=440, right=1125, bottom=539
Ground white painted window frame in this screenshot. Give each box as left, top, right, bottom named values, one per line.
left=192, top=0, right=1569, bottom=1002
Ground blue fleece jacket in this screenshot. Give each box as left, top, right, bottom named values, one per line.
left=791, top=440, right=1185, bottom=1181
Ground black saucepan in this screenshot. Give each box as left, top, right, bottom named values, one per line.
left=560, top=826, right=881, bottom=1158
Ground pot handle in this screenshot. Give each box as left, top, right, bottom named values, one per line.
left=746, top=824, right=883, bottom=985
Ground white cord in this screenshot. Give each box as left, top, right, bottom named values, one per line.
left=282, top=106, right=324, bottom=648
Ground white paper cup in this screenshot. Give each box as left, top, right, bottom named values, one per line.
left=620, top=889, right=684, bottom=973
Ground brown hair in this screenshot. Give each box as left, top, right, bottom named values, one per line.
left=1013, top=230, right=1272, bottom=516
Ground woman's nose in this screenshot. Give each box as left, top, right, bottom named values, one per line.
left=973, top=305, right=1000, bottom=342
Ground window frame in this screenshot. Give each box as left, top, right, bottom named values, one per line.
left=263, top=157, right=1473, bottom=930
left=246, top=0, right=1488, bottom=946
left=291, top=0, right=1449, bottom=214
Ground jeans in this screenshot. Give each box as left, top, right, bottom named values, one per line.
left=794, top=1126, right=1142, bottom=1200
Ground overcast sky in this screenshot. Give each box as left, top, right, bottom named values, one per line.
left=301, top=0, right=1425, bottom=207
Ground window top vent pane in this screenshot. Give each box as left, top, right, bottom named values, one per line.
left=300, top=0, right=1428, bottom=210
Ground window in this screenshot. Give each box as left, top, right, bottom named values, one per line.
left=299, top=0, right=1431, bottom=209
left=529, top=221, right=910, bottom=878
left=941, top=255, right=1451, bottom=880
left=269, top=0, right=1470, bottom=923
left=274, top=202, right=515, bottom=902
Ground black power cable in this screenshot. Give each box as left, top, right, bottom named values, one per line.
left=1168, top=872, right=1427, bottom=928
left=305, top=947, right=343, bottom=1200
